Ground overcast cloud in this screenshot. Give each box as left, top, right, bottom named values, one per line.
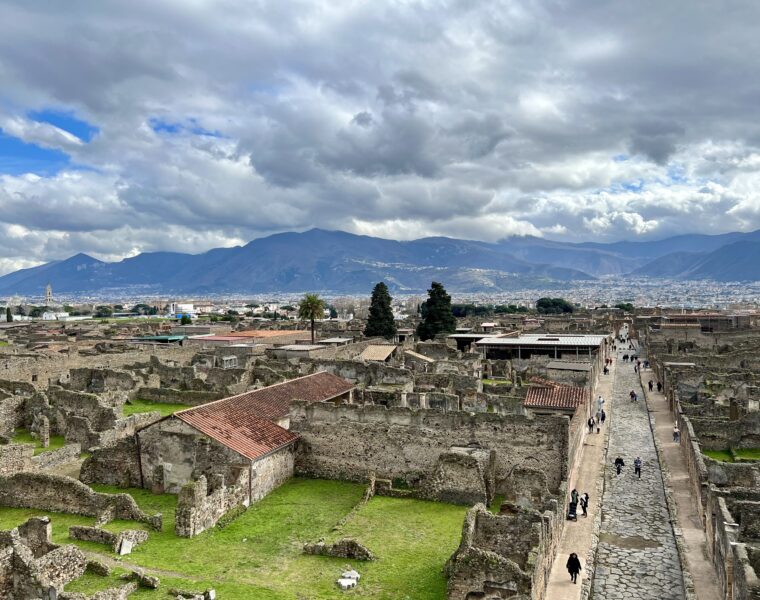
left=1, top=0, right=760, bottom=273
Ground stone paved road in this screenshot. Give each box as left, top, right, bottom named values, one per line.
left=590, top=345, right=685, bottom=600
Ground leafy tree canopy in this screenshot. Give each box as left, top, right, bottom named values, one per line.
left=536, top=297, right=575, bottom=314
left=614, top=302, right=635, bottom=312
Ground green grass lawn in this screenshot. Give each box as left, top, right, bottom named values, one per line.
left=0, top=340, right=8, bottom=346
left=0, top=478, right=466, bottom=599
left=703, top=449, right=734, bottom=462
left=12, top=428, right=67, bottom=455
left=482, top=379, right=512, bottom=386
left=122, top=399, right=185, bottom=418
left=733, top=448, right=760, bottom=461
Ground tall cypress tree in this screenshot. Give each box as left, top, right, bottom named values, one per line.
left=416, top=281, right=456, bottom=341
left=365, top=282, right=396, bottom=339
left=5, top=307, right=12, bottom=323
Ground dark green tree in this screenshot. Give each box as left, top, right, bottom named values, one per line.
left=5, top=307, right=12, bottom=322
left=364, top=282, right=396, bottom=339
left=614, top=302, right=634, bottom=313
left=29, top=306, right=44, bottom=318
left=180, top=314, right=192, bottom=325
left=298, top=293, right=326, bottom=344
left=536, top=297, right=574, bottom=314
left=416, top=281, right=456, bottom=341
left=94, top=305, right=113, bottom=318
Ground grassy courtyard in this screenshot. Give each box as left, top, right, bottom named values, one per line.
left=0, top=478, right=466, bottom=599
left=12, top=428, right=67, bottom=455
left=702, top=448, right=760, bottom=463
left=121, top=398, right=185, bottom=418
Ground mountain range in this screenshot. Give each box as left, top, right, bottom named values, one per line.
left=1, top=228, right=759, bottom=296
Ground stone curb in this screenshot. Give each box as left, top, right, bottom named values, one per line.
left=639, top=364, right=697, bottom=600
left=580, top=367, right=614, bottom=600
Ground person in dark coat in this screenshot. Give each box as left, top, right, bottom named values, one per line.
left=657, top=382, right=663, bottom=393
left=579, top=493, right=588, bottom=517
left=634, top=456, right=642, bottom=478
left=614, top=456, right=625, bottom=475
left=648, top=380, right=654, bottom=392
left=571, top=488, right=579, bottom=505
left=600, top=409, right=606, bottom=424
left=566, top=553, right=582, bottom=583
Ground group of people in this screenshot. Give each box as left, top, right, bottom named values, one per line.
left=570, top=488, right=590, bottom=517
left=613, top=455, right=643, bottom=477
left=648, top=380, right=663, bottom=393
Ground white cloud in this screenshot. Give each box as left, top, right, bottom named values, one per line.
left=0, top=0, right=759, bottom=272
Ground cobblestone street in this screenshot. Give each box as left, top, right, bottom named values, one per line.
left=590, top=347, right=685, bottom=600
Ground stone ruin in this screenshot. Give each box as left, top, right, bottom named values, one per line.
left=303, top=538, right=375, bottom=561
left=0, top=516, right=87, bottom=600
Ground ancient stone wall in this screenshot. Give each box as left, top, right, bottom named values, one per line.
left=135, top=387, right=222, bottom=406
left=291, top=403, right=569, bottom=496
left=0, top=473, right=161, bottom=529
left=250, top=447, right=295, bottom=503
left=138, top=418, right=250, bottom=494
left=31, top=443, right=82, bottom=472
left=175, top=473, right=249, bottom=537
left=0, top=444, right=34, bottom=475
left=445, top=500, right=563, bottom=600
left=0, top=395, right=25, bottom=437
left=80, top=437, right=142, bottom=488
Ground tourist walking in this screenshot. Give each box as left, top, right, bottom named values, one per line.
left=657, top=382, right=663, bottom=393
left=648, top=380, right=654, bottom=392
left=580, top=492, right=589, bottom=517
left=673, top=424, right=680, bottom=442
left=571, top=488, right=579, bottom=505
left=634, top=456, right=642, bottom=478
left=597, top=395, right=605, bottom=412
left=629, top=390, right=637, bottom=402
left=600, top=409, right=606, bottom=424
left=566, top=553, right=582, bottom=584
left=587, top=417, right=595, bottom=433
left=614, top=456, right=625, bottom=475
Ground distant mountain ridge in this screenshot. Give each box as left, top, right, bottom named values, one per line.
left=1, top=227, right=759, bottom=295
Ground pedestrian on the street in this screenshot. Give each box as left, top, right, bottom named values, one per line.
left=648, top=380, right=654, bottom=392
left=634, top=456, right=642, bottom=478
left=673, top=424, right=680, bottom=442
left=614, top=456, right=625, bottom=475
left=571, top=488, right=579, bottom=505
left=634, top=364, right=639, bottom=374
left=603, top=366, right=609, bottom=375
left=597, top=395, right=605, bottom=412
left=629, top=390, right=636, bottom=402
left=566, top=553, right=582, bottom=584
left=587, top=416, right=595, bottom=433
left=579, top=493, right=588, bottom=517
left=600, top=409, right=606, bottom=424
left=657, top=382, right=663, bottom=393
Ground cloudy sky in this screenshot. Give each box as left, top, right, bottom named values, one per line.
left=1, top=0, right=759, bottom=274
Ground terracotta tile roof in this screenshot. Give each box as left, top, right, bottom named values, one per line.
left=524, top=386, right=588, bottom=409
left=177, top=410, right=297, bottom=461
left=173, top=371, right=353, bottom=461
left=360, top=344, right=396, bottom=361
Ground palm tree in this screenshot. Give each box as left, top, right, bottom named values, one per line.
left=298, top=293, right=326, bottom=344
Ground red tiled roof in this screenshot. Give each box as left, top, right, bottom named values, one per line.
left=524, top=386, right=587, bottom=409
left=177, top=410, right=297, bottom=461
left=173, top=372, right=354, bottom=460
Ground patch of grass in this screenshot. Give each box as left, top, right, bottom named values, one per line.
left=733, top=448, right=760, bottom=461
left=1, top=478, right=466, bottom=599
left=0, top=340, right=8, bottom=346
left=703, top=449, right=734, bottom=462
left=12, top=428, right=67, bottom=455
left=482, top=379, right=512, bottom=386
left=489, top=494, right=505, bottom=514
left=122, top=399, right=184, bottom=418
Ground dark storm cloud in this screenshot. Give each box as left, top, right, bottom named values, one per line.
left=0, top=0, right=760, bottom=273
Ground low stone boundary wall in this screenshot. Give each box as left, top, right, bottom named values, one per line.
left=0, top=472, right=162, bottom=530
left=32, top=443, right=82, bottom=471
left=303, top=538, right=375, bottom=561
left=69, top=525, right=148, bottom=554
left=135, top=387, right=222, bottom=406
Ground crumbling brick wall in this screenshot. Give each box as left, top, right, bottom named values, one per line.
left=175, top=473, right=249, bottom=537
